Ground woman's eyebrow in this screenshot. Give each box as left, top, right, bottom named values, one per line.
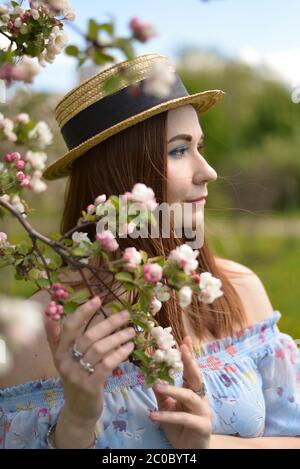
left=167, top=133, right=205, bottom=144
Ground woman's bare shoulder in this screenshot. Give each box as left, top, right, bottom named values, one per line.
left=215, top=256, right=274, bottom=325
left=0, top=289, right=59, bottom=389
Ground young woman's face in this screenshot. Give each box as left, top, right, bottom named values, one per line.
left=167, top=104, right=217, bottom=205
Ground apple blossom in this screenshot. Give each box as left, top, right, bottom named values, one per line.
left=198, top=272, right=223, bottom=304
left=28, top=121, right=53, bottom=148
left=94, top=194, right=106, bottom=206
left=123, top=247, right=142, bottom=269
left=72, top=231, right=92, bottom=248
left=153, top=282, right=170, bottom=302
left=25, top=151, right=48, bottom=171
left=150, top=325, right=176, bottom=351
left=129, top=17, right=157, bottom=43
left=96, top=230, right=119, bottom=252
left=131, top=183, right=158, bottom=211
left=142, top=263, right=163, bottom=283
left=179, top=285, right=193, bottom=308
left=150, top=296, right=162, bottom=315
left=144, top=60, right=177, bottom=99
left=168, top=243, right=199, bottom=275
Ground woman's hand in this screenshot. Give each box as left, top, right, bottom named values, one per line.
left=150, top=336, right=212, bottom=449
left=45, top=295, right=136, bottom=446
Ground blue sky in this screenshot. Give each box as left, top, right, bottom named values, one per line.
left=6, top=0, right=300, bottom=93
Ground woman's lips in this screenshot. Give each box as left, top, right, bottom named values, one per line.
left=185, top=196, right=207, bottom=205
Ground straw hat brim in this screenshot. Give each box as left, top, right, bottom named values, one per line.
left=43, top=88, right=225, bottom=181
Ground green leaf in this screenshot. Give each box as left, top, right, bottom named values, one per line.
left=115, top=272, right=134, bottom=283
left=50, top=231, right=63, bottom=241
left=28, top=268, right=41, bottom=281
left=88, top=19, right=101, bottom=40
left=99, top=23, right=114, bottom=36
left=102, top=75, right=121, bottom=94
left=105, top=302, right=124, bottom=313
left=132, top=349, right=151, bottom=366
left=63, top=302, right=78, bottom=315
left=65, top=45, right=79, bottom=57
left=69, top=289, right=90, bottom=304
left=114, top=38, right=135, bottom=60
left=37, top=278, right=50, bottom=289
left=72, top=247, right=84, bottom=256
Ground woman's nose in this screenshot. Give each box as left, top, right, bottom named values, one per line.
left=192, top=155, right=218, bottom=185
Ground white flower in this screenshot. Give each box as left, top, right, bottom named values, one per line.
left=131, top=183, right=158, bottom=211
left=25, top=151, right=47, bottom=171
left=168, top=244, right=199, bottom=275
left=153, top=282, right=170, bottom=302
left=28, top=121, right=53, bottom=148
left=150, top=325, right=176, bottom=351
left=72, top=231, right=92, bottom=248
left=94, top=194, right=106, bottom=206
left=0, top=295, right=43, bottom=350
left=164, top=348, right=181, bottom=366
left=179, top=286, right=193, bottom=308
left=122, top=247, right=142, bottom=268
left=150, top=296, right=162, bottom=315
left=1, top=117, right=14, bottom=137
left=30, top=8, right=40, bottom=20
left=30, top=170, right=47, bottom=193
left=144, top=61, right=176, bottom=98
left=198, top=272, right=223, bottom=304
left=16, top=113, right=30, bottom=124
left=10, top=195, right=26, bottom=217
left=0, top=232, right=8, bottom=248
left=63, top=7, right=76, bottom=21
left=153, top=349, right=166, bottom=363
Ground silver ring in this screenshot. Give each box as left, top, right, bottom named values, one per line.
left=194, top=382, right=207, bottom=398
left=79, top=358, right=95, bottom=374
left=71, top=344, right=84, bottom=361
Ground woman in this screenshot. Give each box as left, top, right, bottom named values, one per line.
left=0, top=53, right=299, bottom=449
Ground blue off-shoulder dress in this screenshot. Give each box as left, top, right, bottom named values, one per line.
left=1, top=310, right=300, bottom=448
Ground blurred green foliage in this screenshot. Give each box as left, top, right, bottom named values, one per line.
left=1, top=48, right=300, bottom=339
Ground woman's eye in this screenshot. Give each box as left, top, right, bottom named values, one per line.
left=168, top=146, right=187, bottom=159
left=168, top=144, right=205, bottom=159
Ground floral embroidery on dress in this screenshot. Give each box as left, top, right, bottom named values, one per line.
left=0, top=310, right=299, bottom=448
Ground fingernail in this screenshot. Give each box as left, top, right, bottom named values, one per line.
left=120, top=310, right=130, bottom=319
left=154, top=383, right=168, bottom=391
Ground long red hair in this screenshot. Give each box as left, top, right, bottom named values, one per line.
left=60, top=109, right=247, bottom=343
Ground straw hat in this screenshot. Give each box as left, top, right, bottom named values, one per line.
left=43, top=53, right=225, bottom=180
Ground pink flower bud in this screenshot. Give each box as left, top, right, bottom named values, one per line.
left=16, top=171, right=26, bottom=181
left=10, top=152, right=21, bottom=161
left=15, top=160, right=25, bottom=170
left=20, top=177, right=31, bottom=187
left=142, top=263, right=163, bottom=283
left=87, top=204, right=95, bottom=215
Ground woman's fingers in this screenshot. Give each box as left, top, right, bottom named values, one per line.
left=45, top=313, right=62, bottom=354
left=180, top=342, right=205, bottom=397
left=153, top=382, right=207, bottom=415
left=87, top=341, right=135, bottom=388
left=58, top=296, right=102, bottom=352
left=75, top=310, right=131, bottom=355
left=150, top=410, right=210, bottom=433
left=82, top=326, right=136, bottom=366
